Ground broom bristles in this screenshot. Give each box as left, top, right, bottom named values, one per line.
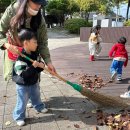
left=66, top=81, right=128, bottom=108
left=81, top=88, right=128, bottom=108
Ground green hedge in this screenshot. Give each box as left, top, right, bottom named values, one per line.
left=64, top=18, right=92, bottom=34
left=123, top=20, right=130, bottom=26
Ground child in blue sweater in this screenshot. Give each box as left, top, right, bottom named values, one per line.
left=12, top=28, right=48, bottom=126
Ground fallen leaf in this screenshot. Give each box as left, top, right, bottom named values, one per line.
left=114, top=114, right=121, bottom=119
left=91, top=110, right=97, bottom=114
left=122, top=121, right=129, bottom=126
left=5, top=121, right=11, bottom=126
left=74, top=124, right=80, bottom=128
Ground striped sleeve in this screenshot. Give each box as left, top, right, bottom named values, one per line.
left=14, top=60, right=27, bottom=75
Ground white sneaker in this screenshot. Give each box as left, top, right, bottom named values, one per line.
left=120, top=91, right=130, bottom=98
left=117, top=74, right=122, bottom=81
left=16, top=120, right=25, bottom=126
left=26, top=102, right=33, bottom=108
left=117, top=77, right=122, bottom=81
left=111, top=71, right=117, bottom=81
left=96, top=54, right=99, bottom=56
left=38, top=108, right=48, bottom=113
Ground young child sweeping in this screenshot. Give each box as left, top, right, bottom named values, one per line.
left=88, top=25, right=102, bottom=61
left=109, top=36, right=128, bottom=81
left=12, top=28, right=48, bottom=126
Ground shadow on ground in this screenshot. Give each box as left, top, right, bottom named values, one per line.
left=24, top=96, right=129, bottom=127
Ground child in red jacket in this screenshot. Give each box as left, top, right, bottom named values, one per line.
left=109, top=37, right=128, bottom=81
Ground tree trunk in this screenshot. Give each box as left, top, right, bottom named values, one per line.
left=80, top=11, right=84, bottom=18
left=85, top=12, right=89, bottom=22
left=116, top=6, right=119, bottom=26
left=126, top=0, right=130, bottom=21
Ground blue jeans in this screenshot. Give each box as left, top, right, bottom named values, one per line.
left=13, top=83, right=45, bottom=121
left=110, top=60, right=124, bottom=75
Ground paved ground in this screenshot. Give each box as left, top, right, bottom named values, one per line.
left=0, top=28, right=130, bottom=130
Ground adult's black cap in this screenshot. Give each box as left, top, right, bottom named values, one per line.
left=31, top=0, right=47, bottom=6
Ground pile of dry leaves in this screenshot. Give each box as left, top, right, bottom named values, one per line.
left=78, top=74, right=106, bottom=90
left=96, top=109, right=130, bottom=130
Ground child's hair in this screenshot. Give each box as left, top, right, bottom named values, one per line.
left=90, top=25, right=101, bottom=34
left=18, top=28, right=36, bottom=43
left=95, top=25, right=101, bottom=30
left=118, top=36, right=127, bottom=44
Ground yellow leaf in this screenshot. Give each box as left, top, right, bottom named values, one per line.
left=5, top=121, right=11, bottom=126
left=91, top=110, right=96, bottom=113
left=114, top=114, right=121, bottom=119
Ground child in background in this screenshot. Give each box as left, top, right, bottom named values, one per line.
left=109, top=36, right=128, bottom=81
left=88, top=25, right=102, bottom=61
left=12, top=28, right=48, bottom=126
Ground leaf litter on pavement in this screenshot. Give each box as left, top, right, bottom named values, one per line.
left=66, top=72, right=130, bottom=129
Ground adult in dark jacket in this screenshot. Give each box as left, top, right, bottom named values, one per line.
left=0, top=0, right=56, bottom=81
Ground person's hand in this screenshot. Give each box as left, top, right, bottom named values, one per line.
left=4, top=43, right=19, bottom=55
left=32, top=61, right=39, bottom=68
left=47, top=63, right=56, bottom=75
left=38, top=62, right=45, bottom=69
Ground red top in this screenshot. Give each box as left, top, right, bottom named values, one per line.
left=109, top=43, right=128, bottom=67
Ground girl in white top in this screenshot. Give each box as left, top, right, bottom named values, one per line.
left=88, top=25, right=102, bottom=61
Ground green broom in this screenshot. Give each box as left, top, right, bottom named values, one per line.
left=16, top=50, right=128, bottom=108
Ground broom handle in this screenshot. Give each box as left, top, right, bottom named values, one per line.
left=17, top=50, right=67, bottom=83
left=45, top=68, right=67, bottom=83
